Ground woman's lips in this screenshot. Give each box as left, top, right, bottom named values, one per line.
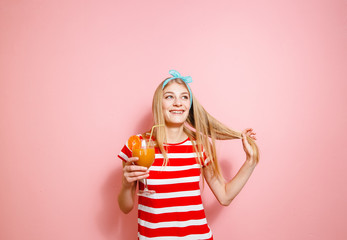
left=169, top=110, right=184, bottom=114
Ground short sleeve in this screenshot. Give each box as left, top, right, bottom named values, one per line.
left=117, top=143, right=132, bottom=162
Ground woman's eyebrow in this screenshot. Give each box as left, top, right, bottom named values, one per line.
left=163, top=91, right=189, bottom=95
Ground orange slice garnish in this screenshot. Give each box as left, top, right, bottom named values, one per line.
left=127, top=135, right=141, bottom=151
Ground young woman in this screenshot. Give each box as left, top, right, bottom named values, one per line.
left=118, top=70, right=259, bottom=240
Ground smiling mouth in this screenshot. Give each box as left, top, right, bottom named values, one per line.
left=169, top=110, right=184, bottom=114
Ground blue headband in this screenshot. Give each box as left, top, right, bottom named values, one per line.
left=162, top=70, right=193, bottom=108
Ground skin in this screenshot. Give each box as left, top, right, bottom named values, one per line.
left=118, top=82, right=257, bottom=213
left=203, top=128, right=257, bottom=206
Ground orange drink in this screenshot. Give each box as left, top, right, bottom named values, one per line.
left=131, top=138, right=156, bottom=196
left=132, top=148, right=155, bottom=168
left=127, top=124, right=164, bottom=196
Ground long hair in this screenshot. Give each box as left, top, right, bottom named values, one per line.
left=151, top=78, right=259, bottom=178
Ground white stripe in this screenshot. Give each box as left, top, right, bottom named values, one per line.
left=118, top=152, right=129, bottom=161
left=141, top=190, right=201, bottom=199
left=138, top=218, right=207, bottom=229
left=138, top=204, right=204, bottom=214
left=150, top=164, right=200, bottom=172
left=164, top=140, right=194, bottom=146
left=179, top=140, right=194, bottom=146
left=138, top=231, right=212, bottom=240
left=155, top=153, right=200, bottom=159
left=147, top=176, right=200, bottom=185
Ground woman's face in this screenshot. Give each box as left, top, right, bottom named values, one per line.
left=162, top=82, right=190, bottom=127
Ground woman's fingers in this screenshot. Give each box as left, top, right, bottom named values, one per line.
left=124, top=164, right=148, bottom=173
left=124, top=169, right=149, bottom=182
left=124, top=171, right=149, bottom=183
left=123, top=158, right=149, bottom=183
left=242, top=128, right=257, bottom=140
left=127, top=157, right=140, bottom=164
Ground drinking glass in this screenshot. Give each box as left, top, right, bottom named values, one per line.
left=132, top=139, right=155, bottom=196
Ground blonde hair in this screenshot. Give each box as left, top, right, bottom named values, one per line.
left=150, top=78, right=259, bottom=178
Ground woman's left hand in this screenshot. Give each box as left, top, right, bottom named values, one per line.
left=241, top=128, right=257, bottom=160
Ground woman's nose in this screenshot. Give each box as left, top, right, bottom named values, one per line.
left=173, top=97, right=182, bottom=106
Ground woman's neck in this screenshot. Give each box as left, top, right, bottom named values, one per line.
left=165, top=125, right=187, bottom=144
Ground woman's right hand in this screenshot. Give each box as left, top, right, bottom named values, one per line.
left=122, top=157, right=149, bottom=187
left=119, top=157, right=148, bottom=213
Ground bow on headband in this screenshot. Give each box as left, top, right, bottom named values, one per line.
left=162, top=70, right=193, bottom=108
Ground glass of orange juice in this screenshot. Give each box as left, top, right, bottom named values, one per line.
left=132, top=139, right=155, bottom=196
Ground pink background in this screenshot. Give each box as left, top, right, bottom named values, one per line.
left=1, top=0, right=346, bottom=239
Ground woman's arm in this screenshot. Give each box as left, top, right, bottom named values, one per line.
left=118, top=157, right=149, bottom=213
left=203, top=128, right=257, bottom=206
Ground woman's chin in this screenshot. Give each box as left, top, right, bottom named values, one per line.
left=165, top=119, right=186, bottom=127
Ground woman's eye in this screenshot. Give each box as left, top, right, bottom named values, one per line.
left=165, top=95, right=173, bottom=99
left=182, top=95, right=189, bottom=100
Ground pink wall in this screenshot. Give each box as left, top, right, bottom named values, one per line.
left=1, top=0, right=346, bottom=239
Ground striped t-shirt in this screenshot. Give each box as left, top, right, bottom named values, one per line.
left=118, top=136, right=213, bottom=240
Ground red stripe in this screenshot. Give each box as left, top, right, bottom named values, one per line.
left=152, top=158, right=198, bottom=167
left=149, top=168, right=200, bottom=179
left=138, top=224, right=211, bottom=238
left=161, top=145, right=195, bottom=153
left=139, top=209, right=207, bottom=223
left=139, top=195, right=202, bottom=208
left=162, top=144, right=205, bottom=153
left=139, top=181, right=200, bottom=193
